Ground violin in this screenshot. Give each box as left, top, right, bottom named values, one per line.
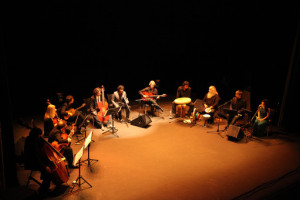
left=97, top=85, right=110, bottom=124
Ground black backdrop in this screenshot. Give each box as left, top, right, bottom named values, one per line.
left=2, top=1, right=298, bottom=117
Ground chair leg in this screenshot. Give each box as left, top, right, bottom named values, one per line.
left=26, top=170, right=42, bottom=187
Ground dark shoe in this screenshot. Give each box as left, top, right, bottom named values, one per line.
left=69, top=165, right=79, bottom=169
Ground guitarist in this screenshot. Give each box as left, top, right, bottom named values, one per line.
left=59, top=95, right=85, bottom=129
left=139, top=80, right=164, bottom=113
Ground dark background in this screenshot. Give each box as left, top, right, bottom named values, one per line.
left=1, top=1, right=299, bottom=117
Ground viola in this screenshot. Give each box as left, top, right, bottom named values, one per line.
left=97, top=86, right=110, bottom=123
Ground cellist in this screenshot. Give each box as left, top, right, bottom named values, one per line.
left=48, top=121, right=78, bottom=169
left=90, top=87, right=110, bottom=129
left=24, top=128, right=65, bottom=198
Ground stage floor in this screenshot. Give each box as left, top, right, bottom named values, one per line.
left=13, top=100, right=300, bottom=200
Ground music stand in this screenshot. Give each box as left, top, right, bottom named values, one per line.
left=70, top=146, right=92, bottom=194
left=206, top=101, right=232, bottom=137
left=75, top=113, right=92, bottom=144
left=102, top=107, right=121, bottom=137
left=80, top=131, right=98, bottom=166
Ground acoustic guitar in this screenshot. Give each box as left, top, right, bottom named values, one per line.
left=64, top=103, right=86, bottom=120
left=142, top=91, right=167, bottom=101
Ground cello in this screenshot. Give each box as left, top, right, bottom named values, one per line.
left=20, top=119, right=69, bottom=186
left=40, top=137, right=70, bottom=185
left=97, top=85, right=110, bottom=124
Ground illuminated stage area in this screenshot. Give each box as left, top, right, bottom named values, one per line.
left=14, top=100, right=300, bottom=200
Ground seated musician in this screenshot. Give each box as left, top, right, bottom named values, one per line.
left=48, top=120, right=78, bottom=169
left=139, top=80, right=164, bottom=113
left=89, top=87, right=106, bottom=129
left=58, top=95, right=85, bottom=130
left=24, top=128, right=56, bottom=197
left=170, top=81, right=194, bottom=118
left=112, top=85, right=131, bottom=122
left=44, top=99, right=56, bottom=137
left=252, top=99, right=271, bottom=137
left=227, top=90, right=247, bottom=126
left=202, top=85, right=220, bottom=124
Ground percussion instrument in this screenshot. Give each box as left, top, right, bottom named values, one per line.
left=174, top=97, right=191, bottom=105
left=202, top=114, right=211, bottom=119
left=174, top=98, right=191, bottom=118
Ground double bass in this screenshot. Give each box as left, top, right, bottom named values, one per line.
left=97, top=85, right=110, bottom=124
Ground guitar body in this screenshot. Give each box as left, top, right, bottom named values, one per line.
left=142, top=91, right=167, bottom=101
left=142, top=91, right=154, bottom=101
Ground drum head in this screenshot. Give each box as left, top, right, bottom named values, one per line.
left=203, top=114, right=211, bottom=119
left=174, top=97, right=191, bottom=105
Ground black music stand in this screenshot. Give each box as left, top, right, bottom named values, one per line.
left=80, top=131, right=98, bottom=167
left=75, top=113, right=92, bottom=144
left=102, top=107, right=121, bottom=137
left=206, top=101, right=232, bottom=137
left=69, top=146, right=92, bottom=194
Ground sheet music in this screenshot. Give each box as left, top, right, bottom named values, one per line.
left=73, top=146, right=84, bottom=166
left=84, top=131, right=93, bottom=149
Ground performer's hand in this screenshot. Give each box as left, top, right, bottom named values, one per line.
left=115, top=104, right=119, bottom=108
left=157, top=96, right=160, bottom=99
left=68, top=138, right=72, bottom=143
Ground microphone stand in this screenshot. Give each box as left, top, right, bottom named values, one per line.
left=207, top=100, right=232, bottom=137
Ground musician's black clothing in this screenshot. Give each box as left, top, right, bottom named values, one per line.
left=59, top=102, right=85, bottom=127
left=48, top=128, right=74, bottom=167
left=176, top=86, right=191, bottom=99
left=89, top=95, right=104, bottom=128
left=227, top=97, right=247, bottom=126
left=203, top=94, right=220, bottom=124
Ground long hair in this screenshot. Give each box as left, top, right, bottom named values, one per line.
left=207, top=85, right=218, bottom=98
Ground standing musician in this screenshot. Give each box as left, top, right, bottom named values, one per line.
left=48, top=120, right=78, bottom=169
left=170, top=81, right=194, bottom=118
left=139, top=80, right=164, bottom=113
left=202, top=85, right=220, bottom=124
left=58, top=95, right=85, bottom=130
left=112, top=85, right=131, bottom=122
left=227, top=90, right=247, bottom=126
